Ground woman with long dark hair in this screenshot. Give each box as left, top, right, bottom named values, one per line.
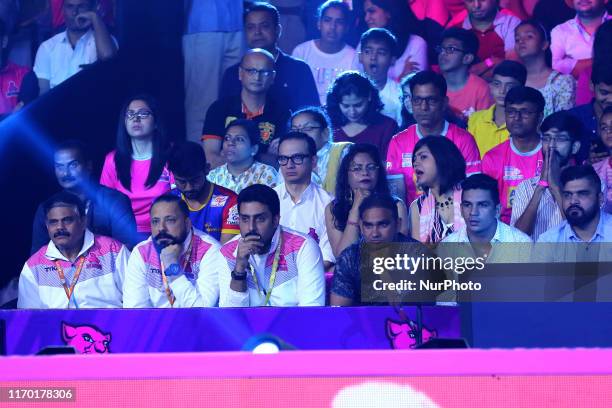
left=326, top=71, right=397, bottom=158
left=325, top=143, right=409, bottom=256
left=515, top=20, right=575, bottom=117
left=100, top=94, right=172, bottom=234
left=409, top=136, right=466, bottom=243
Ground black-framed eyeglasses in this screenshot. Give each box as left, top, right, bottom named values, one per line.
left=277, top=154, right=310, bottom=166
left=435, top=45, right=465, bottom=55
left=411, top=96, right=442, bottom=107
left=506, top=109, right=538, bottom=119
left=349, top=164, right=379, bottom=173
left=290, top=125, right=322, bottom=133
left=125, top=110, right=153, bottom=121
left=240, top=66, right=275, bottom=78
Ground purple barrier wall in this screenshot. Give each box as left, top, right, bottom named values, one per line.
left=0, top=306, right=460, bottom=355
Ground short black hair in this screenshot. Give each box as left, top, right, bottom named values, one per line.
left=55, top=139, right=91, bottom=164
left=360, top=28, right=399, bottom=57
left=540, top=111, right=584, bottom=143
left=440, top=27, right=479, bottom=57
left=43, top=191, right=86, bottom=217
left=150, top=194, right=190, bottom=218
left=291, top=106, right=332, bottom=132
left=317, top=0, right=352, bottom=22
left=244, top=2, right=280, bottom=26
left=278, top=131, right=317, bottom=156
left=226, top=118, right=261, bottom=147
left=461, top=174, right=500, bottom=205
left=408, top=70, right=447, bottom=98
left=237, top=184, right=280, bottom=216
left=413, top=136, right=466, bottom=193
left=492, top=60, right=527, bottom=85
left=167, top=141, right=207, bottom=178
left=591, top=64, right=612, bottom=86
left=560, top=165, right=602, bottom=193
left=359, top=193, right=398, bottom=220
left=504, top=86, right=545, bottom=113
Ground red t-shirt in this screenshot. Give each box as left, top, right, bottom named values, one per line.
left=482, top=139, right=543, bottom=224
left=333, top=113, right=398, bottom=159
left=0, top=62, right=30, bottom=115
left=386, top=122, right=482, bottom=204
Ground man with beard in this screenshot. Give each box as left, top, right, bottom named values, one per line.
left=18, top=192, right=128, bottom=308
left=34, top=0, right=117, bottom=93
left=538, top=165, right=611, bottom=242
left=216, top=184, right=325, bottom=307
left=123, top=194, right=225, bottom=308
left=168, top=141, right=239, bottom=244
left=31, top=140, right=138, bottom=254
left=482, top=86, right=545, bottom=224
left=511, top=112, right=583, bottom=240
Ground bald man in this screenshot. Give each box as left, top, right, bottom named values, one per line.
left=202, top=48, right=291, bottom=169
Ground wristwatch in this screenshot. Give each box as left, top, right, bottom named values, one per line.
left=231, top=269, right=247, bottom=281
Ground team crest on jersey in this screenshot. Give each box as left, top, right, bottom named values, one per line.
left=259, top=122, right=275, bottom=144
left=227, top=205, right=239, bottom=225
left=401, top=153, right=412, bottom=168
left=503, top=166, right=523, bottom=181
left=6, top=80, right=19, bottom=97
left=211, top=195, right=228, bottom=207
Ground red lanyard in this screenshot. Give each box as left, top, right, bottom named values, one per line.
left=54, top=256, right=86, bottom=307
left=160, top=235, right=194, bottom=307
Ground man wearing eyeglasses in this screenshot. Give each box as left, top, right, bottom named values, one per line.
left=482, top=86, right=545, bottom=224
left=219, top=2, right=319, bottom=114
left=167, top=142, right=239, bottom=244
left=386, top=71, right=481, bottom=204
left=511, top=111, right=583, bottom=240
left=202, top=48, right=290, bottom=169
left=273, top=132, right=335, bottom=270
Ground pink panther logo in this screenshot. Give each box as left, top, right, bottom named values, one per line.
left=61, top=322, right=111, bottom=354
left=386, top=318, right=437, bottom=349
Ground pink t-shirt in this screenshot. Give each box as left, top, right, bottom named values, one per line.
left=593, top=157, right=612, bottom=214
left=386, top=122, right=482, bottom=204
left=447, top=74, right=494, bottom=121
left=482, top=139, right=543, bottom=224
left=100, top=151, right=173, bottom=233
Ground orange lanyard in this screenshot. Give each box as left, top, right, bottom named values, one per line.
left=54, top=256, right=86, bottom=307
left=160, top=235, right=194, bottom=307
left=249, top=233, right=282, bottom=306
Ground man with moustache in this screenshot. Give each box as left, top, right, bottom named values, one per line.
left=511, top=112, right=583, bottom=240
left=216, top=184, right=325, bottom=307
left=123, top=194, right=225, bottom=308
left=538, top=165, right=611, bottom=242
left=31, top=140, right=137, bottom=254
left=482, top=86, right=546, bottom=224
left=19, top=192, right=128, bottom=308
left=34, top=0, right=117, bottom=93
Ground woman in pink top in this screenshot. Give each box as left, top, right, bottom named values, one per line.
left=100, top=94, right=172, bottom=234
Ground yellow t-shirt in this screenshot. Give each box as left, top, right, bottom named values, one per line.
left=468, top=104, right=509, bottom=158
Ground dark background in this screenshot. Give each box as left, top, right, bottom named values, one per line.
left=0, top=1, right=185, bottom=289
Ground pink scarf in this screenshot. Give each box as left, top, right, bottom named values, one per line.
left=418, top=185, right=465, bottom=243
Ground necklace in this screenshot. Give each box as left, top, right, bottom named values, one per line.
left=435, top=195, right=453, bottom=209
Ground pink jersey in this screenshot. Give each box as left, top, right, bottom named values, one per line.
left=386, top=122, right=482, bottom=204
left=482, top=139, right=543, bottom=224
left=100, top=151, right=173, bottom=233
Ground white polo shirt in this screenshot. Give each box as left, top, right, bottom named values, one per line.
left=274, top=182, right=335, bottom=263
left=34, top=30, right=117, bottom=88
